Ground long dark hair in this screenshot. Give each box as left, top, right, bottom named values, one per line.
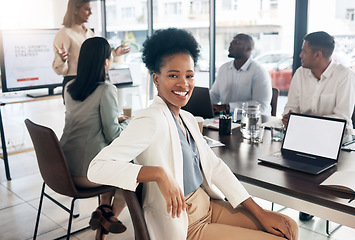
left=67, top=37, right=111, bottom=101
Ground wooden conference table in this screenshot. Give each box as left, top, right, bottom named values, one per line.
left=203, top=117, right=355, bottom=229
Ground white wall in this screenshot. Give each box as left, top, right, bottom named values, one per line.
left=0, top=0, right=101, bottom=31
left=0, top=0, right=68, bottom=29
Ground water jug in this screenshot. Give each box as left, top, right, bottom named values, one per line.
left=240, top=101, right=261, bottom=139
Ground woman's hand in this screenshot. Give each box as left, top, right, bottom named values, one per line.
left=156, top=169, right=186, bottom=218
left=114, top=45, right=131, bottom=57
left=54, top=43, right=69, bottom=62
left=118, top=115, right=130, bottom=123
left=241, top=198, right=294, bottom=240
left=137, top=166, right=185, bottom=218
left=257, top=210, right=294, bottom=240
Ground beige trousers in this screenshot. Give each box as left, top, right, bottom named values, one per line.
left=186, top=187, right=298, bottom=240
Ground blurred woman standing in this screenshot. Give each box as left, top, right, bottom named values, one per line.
left=53, top=0, right=130, bottom=97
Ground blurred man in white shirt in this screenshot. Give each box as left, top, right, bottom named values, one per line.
left=282, top=31, right=355, bottom=129
left=210, top=33, right=272, bottom=116
left=282, top=31, right=355, bottom=221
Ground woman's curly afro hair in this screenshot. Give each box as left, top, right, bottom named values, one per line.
left=142, top=28, right=200, bottom=74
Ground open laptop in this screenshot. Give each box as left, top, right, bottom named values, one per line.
left=107, top=68, right=133, bottom=86
left=258, top=113, right=347, bottom=175
left=182, top=86, right=214, bottom=119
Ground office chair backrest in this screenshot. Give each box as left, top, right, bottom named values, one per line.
left=271, top=88, right=279, bottom=116
left=25, top=119, right=78, bottom=197
left=122, top=188, right=150, bottom=240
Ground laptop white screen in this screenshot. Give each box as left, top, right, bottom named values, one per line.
left=107, top=68, right=133, bottom=85
left=283, top=114, right=345, bottom=160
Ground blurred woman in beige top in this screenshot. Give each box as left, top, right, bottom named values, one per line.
left=53, top=0, right=130, bottom=97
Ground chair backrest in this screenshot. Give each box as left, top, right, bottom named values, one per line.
left=25, top=119, right=79, bottom=197
left=122, top=188, right=150, bottom=240
left=271, top=88, right=279, bottom=116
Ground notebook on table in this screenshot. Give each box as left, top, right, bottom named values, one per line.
left=182, top=86, right=214, bottom=119
left=258, top=113, right=347, bottom=175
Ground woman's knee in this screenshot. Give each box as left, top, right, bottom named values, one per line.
left=210, top=200, right=263, bottom=230
left=284, top=214, right=298, bottom=239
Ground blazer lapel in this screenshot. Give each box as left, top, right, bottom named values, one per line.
left=180, top=112, right=212, bottom=184
left=153, top=97, right=184, bottom=191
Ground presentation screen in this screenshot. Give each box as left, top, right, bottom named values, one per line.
left=0, top=29, right=62, bottom=94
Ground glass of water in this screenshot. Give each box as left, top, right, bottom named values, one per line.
left=240, top=101, right=261, bottom=139
left=250, top=125, right=265, bottom=143
left=271, top=123, right=285, bottom=142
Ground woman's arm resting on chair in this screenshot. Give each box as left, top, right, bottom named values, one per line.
left=137, top=166, right=186, bottom=219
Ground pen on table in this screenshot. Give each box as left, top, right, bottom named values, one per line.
left=225, top=104, right=230, bottom=115
left=348, top=195, right=355, bottom=203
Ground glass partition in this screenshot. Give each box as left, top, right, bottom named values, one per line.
left=152, top=0, right=210, bottom=87
left=308, top=0, right=355, bottom=69
left=105, top=0, right=149, bottom=108
left=215, top=0, right=296, bottom=94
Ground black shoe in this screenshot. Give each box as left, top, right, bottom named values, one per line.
left=299, top=212, right=314, bottom=221
left=93, top=204, right=127, bottom=234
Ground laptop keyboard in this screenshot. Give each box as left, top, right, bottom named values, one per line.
left=290, top=156, right=331, bottom=167
left=272, top=152, right=333, bottom=167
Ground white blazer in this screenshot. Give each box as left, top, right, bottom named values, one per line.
left=88, top=96, right=249, bottom=240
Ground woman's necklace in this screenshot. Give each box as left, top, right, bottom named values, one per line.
left=175, top=115, right=187, bottom=138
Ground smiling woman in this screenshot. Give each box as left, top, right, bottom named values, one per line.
left=152, top=53, right=195, bottom=118
left=87, top=28, right=299, bottom=240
